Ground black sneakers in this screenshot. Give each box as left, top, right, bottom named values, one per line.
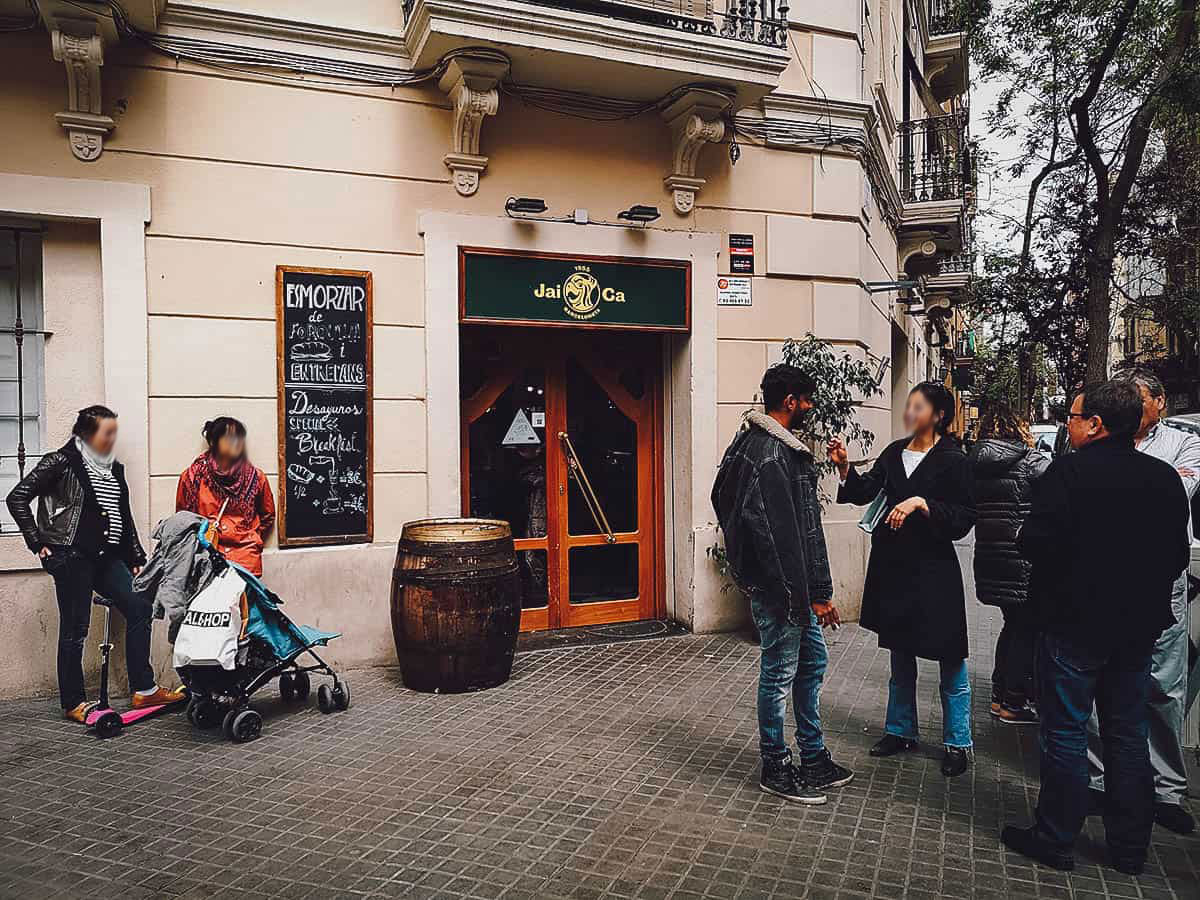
left=800, top=749, right=855, bottom=790
left=941, top=746, right=970, bottom=777
left=1155, top=802, right=1196, bottom=835
left=870, top=734, right=919, bottom=757
left=1001, top=825, right=1074, bottom=871
left=759, top=759, right=827, bottom=805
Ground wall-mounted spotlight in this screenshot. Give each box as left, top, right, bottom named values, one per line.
left=617, top=204, right=661, bottom=225
left=865, top=279, right=922, bottom=294
left=505, top=197, right=548, bottom=216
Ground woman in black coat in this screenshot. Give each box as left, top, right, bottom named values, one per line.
left=829, top=382, right=977, bottom=776
left=967, top=407, right=1049, bottom=725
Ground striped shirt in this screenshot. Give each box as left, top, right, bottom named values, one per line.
left=77, top=440, right=123, bottom=546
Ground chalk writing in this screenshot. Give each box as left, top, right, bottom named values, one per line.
left=277, top=267, right=372, bottom=545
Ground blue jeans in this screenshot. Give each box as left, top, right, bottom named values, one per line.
left=885, top=652, right=972, bottom=748
left=750, top=594, right=827, bottom=762
left=1036, top=632, right=1154, bottom=861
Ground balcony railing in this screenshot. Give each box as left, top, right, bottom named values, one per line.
left=899, top=113, right=972, bottom=205
left=929, top=0, right=964, bottom=36
left=955, top=331, right=977, bottom=361
left=937, top=251, right=975, bottom=275
left=402, top=0, right=790, bottom=47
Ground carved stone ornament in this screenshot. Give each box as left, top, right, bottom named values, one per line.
left=660, top=89, right=733, bottom=215
left=438, top=56, right=507, bottom=197
left=51, top=28, right=115, bottom=162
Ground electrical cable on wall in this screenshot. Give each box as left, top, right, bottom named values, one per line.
left=72, top=0, right=900, bottom=225
left=730, top=114, right=901, bottom=228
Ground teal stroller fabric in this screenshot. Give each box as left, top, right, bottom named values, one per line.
left=230, top=561, right=341, bottom=659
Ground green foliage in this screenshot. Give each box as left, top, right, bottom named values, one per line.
left=777, top=334, right=883, bottom=478
left=705, top=543, right=737, bottom=593
left=708, top=334, right=883, bottom=591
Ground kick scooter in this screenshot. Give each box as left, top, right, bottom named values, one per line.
left=85, top=595, right=186, bottom=738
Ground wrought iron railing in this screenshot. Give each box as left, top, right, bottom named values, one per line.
left=936, top=251, right=975, bottom=275
left=929, top=0, right=964, bottom=36
left=402, top=0, right=790, bottom=48
left=955, top=331, right=977, bottom=361
left=899, top=113, right=972, bottom=204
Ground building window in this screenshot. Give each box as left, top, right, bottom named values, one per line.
left=0, top=227, right=46, bottom=534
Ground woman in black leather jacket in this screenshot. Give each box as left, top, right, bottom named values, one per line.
left=6, top=405, right=183, bottom=721
left=967, top=406, right=1050, bottom=725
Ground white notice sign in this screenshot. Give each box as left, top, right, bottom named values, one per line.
left=717, top=276, right=752, bottom=306
left=530, top=411, right=545, bottom=428
left=502, top=409, right=541, bottom=445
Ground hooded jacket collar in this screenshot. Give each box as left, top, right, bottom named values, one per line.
left=744, top=410, right=812, bottom=457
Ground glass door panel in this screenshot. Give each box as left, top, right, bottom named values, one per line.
left=568, top=544, right=638, bottom=604
left=465, top=371, right=547, bottom=539
left=461, top=334, right=552, bottom=617
left=565, top=358, right=638, bottom=536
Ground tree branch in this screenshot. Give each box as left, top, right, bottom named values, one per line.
left=1068, top=0, right=1142, bottom=210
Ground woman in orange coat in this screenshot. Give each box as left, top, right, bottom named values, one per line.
left=176, top=417, right=275, bottom=575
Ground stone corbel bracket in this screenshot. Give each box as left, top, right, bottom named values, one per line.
left=51, top=27, right=115, bottom=162
left=661, top=88, right=734, bottom=216
left=439, top=55, right=508, bottom=197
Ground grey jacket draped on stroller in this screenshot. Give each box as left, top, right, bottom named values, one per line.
left=133, top=511, right=215, bottom=642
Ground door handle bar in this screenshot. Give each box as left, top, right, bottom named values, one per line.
left=558, top=431, right=617, bottom=543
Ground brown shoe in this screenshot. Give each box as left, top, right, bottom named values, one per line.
left=64, top=701, right=98, bottom=723
left=997, top=703, right=1039, bottom=726
left=131, top=686, right=187, bottom=709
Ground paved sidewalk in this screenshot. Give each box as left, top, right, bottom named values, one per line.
left=0, top=604, right=1196, bottom=899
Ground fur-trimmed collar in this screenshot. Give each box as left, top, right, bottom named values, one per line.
left=744, top=410, right=811, bottom=456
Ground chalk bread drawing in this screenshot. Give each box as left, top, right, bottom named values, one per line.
left=287, top=462, right=316, bottom=485
left=292, top=340, right=332, bottom=361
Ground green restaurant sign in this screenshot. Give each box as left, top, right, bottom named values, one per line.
left=460, top=248, right=691, bottom=332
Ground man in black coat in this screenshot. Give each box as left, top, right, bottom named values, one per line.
left=711, top=365, right=852, bottom=805
left=1002, top=381, right=1190, bottom=875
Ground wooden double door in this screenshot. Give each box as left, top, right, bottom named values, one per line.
left=460, top=327, right=664, bottom=631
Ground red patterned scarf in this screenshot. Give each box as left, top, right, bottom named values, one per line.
left=182, top=453, right=260, bottom=518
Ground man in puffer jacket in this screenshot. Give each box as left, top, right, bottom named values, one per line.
left=968, top=406, right=1050, bottom=724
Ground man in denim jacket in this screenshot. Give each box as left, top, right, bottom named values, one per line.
left=711, top=364, right=852, bottom=805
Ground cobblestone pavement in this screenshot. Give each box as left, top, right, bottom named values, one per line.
left=0, top=603, right=1196, bottom=900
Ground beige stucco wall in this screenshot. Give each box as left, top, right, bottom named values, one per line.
left=0, top=5, right=934, bottom=696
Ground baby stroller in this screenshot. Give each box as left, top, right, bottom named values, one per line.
left=177, top=526, right=349, bottom=743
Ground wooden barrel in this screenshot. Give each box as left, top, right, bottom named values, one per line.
left=390, top=518, right=522, bottom=693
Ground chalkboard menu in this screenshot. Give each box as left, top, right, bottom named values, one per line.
left=276, top=266, right=373, bottom=547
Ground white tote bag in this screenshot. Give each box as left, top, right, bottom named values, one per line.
left=173, top=568, right=245, bottom=670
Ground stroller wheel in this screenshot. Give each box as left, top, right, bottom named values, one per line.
left=279, top=673, right=295, bottom=702
left=317, top=683, right=335, bottom=714
left=221, top=708, right=238, bottom=741
left=292, top=671, right=311, bottom=701
left=193, top=699, right=221, bottom=730
left=230, top=709, right=262, bottom=743
left=333, top=678, right=351, bottom=711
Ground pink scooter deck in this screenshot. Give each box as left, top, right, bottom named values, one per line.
left=86, top=698, right=185, bottom=728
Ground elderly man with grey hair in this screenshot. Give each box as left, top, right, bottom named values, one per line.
left=1087, top=367, right=1200, bottom=835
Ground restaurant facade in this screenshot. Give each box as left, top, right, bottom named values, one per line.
left=0, top=0, right=974, bottom=698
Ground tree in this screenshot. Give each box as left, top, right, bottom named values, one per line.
left=971, top=0, right=1199, bottom=396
